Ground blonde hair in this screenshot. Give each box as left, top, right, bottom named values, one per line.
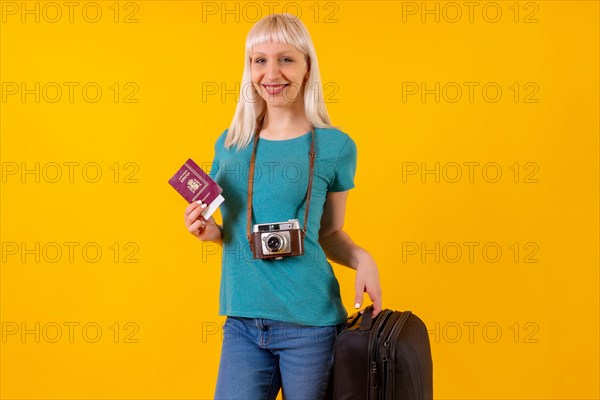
left=225, top=13, right=335, bottom=151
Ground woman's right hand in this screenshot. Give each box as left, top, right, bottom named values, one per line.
left=184, top=201, right=222, bottom=243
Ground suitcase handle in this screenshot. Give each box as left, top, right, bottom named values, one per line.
left=359, top=305, right=375, bottom=330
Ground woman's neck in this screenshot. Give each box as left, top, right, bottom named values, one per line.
left=260, top=106, right=311, bottom=140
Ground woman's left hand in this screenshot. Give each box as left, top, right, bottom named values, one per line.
left=354, top=252, right=383, bottom=317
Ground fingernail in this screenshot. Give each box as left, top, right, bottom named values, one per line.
left=201, top=204, right=207, bottom=209
left=196, top=200, right=203, bottom=204
left=354, top=302, right=361, bottom=309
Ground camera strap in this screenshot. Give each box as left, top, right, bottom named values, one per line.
left=246, top=118, right=316, bottom=247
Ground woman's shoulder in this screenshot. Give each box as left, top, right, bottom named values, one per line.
left=217, top=127, right=229, bottom=142
left=315, top=126, right=353, bottom=142
left=212, top=128, right=230, bottom=151
left=315, top=126, right=356, bottom=151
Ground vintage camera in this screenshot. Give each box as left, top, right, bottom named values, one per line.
left=250, top=219, right=305, bottom=260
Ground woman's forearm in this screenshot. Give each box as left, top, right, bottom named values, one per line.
left=213, top=224, right=224, bottom=246
left=320, top=229, right=383, bottom=313
left=203, top=223, right=223, bottom=246
left=318, top=229, right=369, bottom=270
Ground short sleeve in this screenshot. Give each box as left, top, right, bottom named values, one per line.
left=208, top=129, right=226, bottom=180
left=328, top=136, right=357, bottom=192
left=208, top=148, right=219, bottom=180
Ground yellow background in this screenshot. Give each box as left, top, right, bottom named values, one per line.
left=1, top=1, right=598, bottom=399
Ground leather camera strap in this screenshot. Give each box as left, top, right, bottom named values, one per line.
left=246, top=118, right=316, bottom=247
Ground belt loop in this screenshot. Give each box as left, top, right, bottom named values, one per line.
left=255, top=318, right=267, bottom=330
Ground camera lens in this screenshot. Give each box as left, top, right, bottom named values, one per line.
left=266, top=235, right=282, bottom=251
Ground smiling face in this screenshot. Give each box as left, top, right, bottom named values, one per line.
left=250, top=42, right=309, bottom=108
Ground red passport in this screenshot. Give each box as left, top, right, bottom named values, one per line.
left=168, top=158, right=224, bottom=219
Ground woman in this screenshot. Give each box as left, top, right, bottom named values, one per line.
left=183, top=13, right=382, bottom=399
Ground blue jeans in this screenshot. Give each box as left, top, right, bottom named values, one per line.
left=214, top=316, right=344, bottom=400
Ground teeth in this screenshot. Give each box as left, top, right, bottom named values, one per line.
left=264, top=84, right=286, bottom=93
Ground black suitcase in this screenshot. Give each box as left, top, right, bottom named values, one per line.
left=326, top=305, right=433, bottom=400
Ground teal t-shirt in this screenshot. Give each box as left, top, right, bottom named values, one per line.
left=208, top=127, right=357, bottom=326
